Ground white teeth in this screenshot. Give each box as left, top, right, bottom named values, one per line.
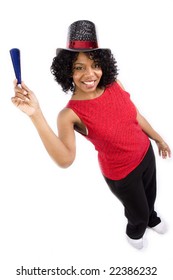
left=84, top=81, right=94, bottom=85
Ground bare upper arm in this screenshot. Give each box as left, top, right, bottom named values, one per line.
left=136, top=108, right=143, bottom=124
left=116, top=79, right=126, bottom=90
left=57, top=108, right=77, bottom=163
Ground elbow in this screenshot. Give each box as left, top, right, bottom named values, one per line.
left=55, top=155, right=75, bottom=169
left=59, top=161, right=74, bottom=169
left=50, top=145, right=76, bottom=169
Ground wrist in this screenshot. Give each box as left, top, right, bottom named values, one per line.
left=155, top=139, right=164, bottom=145
left=29, top=108, right=43, bottom=121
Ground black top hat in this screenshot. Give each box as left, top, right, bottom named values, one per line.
left=56, top=20, right=107, bottom=54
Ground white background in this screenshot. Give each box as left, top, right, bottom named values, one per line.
left=0, top=0, right=172, bottom=279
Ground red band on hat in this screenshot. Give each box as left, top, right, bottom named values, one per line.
left=68, top=41, right=98, bottom=49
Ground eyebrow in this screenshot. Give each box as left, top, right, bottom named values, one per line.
left=73, top=62, right=84, bottom=65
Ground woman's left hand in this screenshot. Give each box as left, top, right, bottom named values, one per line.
left=156, top=140, right=171, bottom=159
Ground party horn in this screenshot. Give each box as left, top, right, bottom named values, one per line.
left=9, top=48, right=22, bottom=84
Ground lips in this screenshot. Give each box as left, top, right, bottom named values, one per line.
left=83, top=81, right=95, bottom=88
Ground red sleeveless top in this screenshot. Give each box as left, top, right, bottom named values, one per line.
left=66, top=82, right=150, bottom=180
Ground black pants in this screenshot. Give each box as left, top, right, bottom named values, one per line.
left=104, top=143, right=161, bottom=239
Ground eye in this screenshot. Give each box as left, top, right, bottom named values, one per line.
left=73, top=66, right=84, bottom=71
left=93, top=62, right=101, bottom=69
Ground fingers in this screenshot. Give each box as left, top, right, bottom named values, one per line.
left=161, top=149, right=168, bottom=159
left=13, top=81, right=31, bottom=101
left=12, top=80, right=40, bottom=117
left=12, top=94, right=30, bottom=103
left=13, top=79, right=18, bottom=87
left=21, top=82, right=31, bottom=92
left=14, top=80, right=31, bottom=93
left=12, top=80, right=30, bottom=105
left=11, top=96, right=23, bottom=107
left=165, top=147, right=171, bottom=158
left=159, top=142, right=171, bottom=159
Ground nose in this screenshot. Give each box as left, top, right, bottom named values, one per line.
left=84, top=67, right=94, bottom=75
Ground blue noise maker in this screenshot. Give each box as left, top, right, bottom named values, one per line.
left=9, top=48, right=22, bottom=84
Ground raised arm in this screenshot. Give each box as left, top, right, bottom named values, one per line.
left=11, top=81, right=76, bottom=168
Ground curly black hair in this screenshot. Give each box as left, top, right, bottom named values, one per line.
left=50, top=49, right=118, bottom=93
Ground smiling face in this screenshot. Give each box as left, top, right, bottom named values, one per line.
left=72, top=52, right=103, bottom=96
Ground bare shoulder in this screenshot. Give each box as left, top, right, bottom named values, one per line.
left=116, top=79, right=125, bottom=90
left=58, top=108, right=88, bottom=136
left=57, top=108, right=77, bottom=161
left=58, top=108, right=79, bottom=124
left=57, top=108, right=76, bottom=148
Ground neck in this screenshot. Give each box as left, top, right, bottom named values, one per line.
left=73, top=87, right=104, bottom=100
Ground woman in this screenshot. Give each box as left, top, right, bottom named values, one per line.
left=12, top=20, right=171, bottom=249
